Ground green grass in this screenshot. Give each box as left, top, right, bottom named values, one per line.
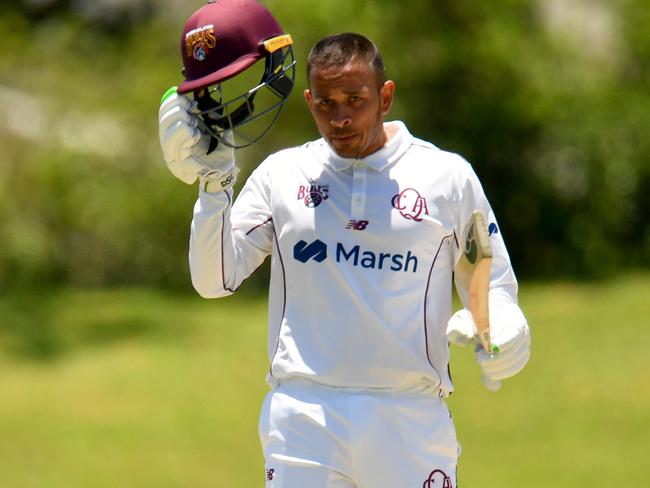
left=448, top=274, right=650, bottom=487
left=0, top=275, right=648, bottom=487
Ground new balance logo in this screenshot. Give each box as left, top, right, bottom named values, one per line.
left=293, top=239, right=328, bottom=263
left=345, top=220, right=369, bottom=231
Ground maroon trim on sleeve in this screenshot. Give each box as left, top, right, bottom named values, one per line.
left=268, top=225, right=287, bottom=379
left=245, top=216, right=273, bottom=236
left=423, top=234, right=455, bottom=387
left=220, top=194, right=274, bottom=294
left=220, top=191, right=236, bottom=293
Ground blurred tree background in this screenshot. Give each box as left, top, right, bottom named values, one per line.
left=0, top=0, right=648, bottom=293
left=1, top=3, right=650, bottom=486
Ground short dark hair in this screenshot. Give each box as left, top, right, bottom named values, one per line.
left=306, top=33, right=386, bottom=87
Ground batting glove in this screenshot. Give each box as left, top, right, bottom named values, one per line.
left=446, top=300, right=531, bottom=391
left=158, top=86, right=238, bottom=192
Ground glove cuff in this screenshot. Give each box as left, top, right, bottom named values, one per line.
left=199, top=167, right=239, bottom=193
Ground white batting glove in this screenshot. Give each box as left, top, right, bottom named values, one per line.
left=447, top=301, right=531, bottom=390
left=158, top=87, right=237, bottom=192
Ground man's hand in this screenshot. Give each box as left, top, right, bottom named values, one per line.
left=158, top=87, right=237, bottom=192
left=447, top=301, right=531, bottom=389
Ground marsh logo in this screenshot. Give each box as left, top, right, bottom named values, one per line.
left=292, top=239, right=418, bottom=272
left=293, top=239, right=328, bottom=263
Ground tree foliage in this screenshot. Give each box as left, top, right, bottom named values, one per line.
left=0, top=0, right=648, bottom=290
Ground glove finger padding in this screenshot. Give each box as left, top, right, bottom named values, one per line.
left=159, top=91, right=202, bottom=164
left=166, top=157, right=206, bottom=185
left=158, top=92, right=198, bottom=139
left=158, top=87, right=237, bottom=190
left=477, top=331, right=531, bottom=380
left=162, top=119, right=202, bottom=163
left=191, top=129, right=234, bottom=166
left=159, top=89, right=195, bottom=122
left=159, top=99, right=197, bottom=134
left=489, top=300, right=529, bottom=343
left=447, top=300, right=531, bottom=385
left=476, top=301, right=531, bottom=381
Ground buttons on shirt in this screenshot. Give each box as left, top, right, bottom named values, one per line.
left=351, top=162, right=367, bottom=219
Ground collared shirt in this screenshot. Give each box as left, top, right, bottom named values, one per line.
left=190, top=120, right=518, bottom=394
left=311, top=121, right=414, bottom=219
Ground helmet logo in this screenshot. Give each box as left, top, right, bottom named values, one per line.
left=193, top=44, right=207, bottom=61
left=185, top=25, right=217, bottom=62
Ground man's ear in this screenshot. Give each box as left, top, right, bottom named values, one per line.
left=380, top=80, right=395, bottom=116
left=304, top=89, right=313, bottom=112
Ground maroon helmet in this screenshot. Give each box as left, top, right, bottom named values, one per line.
left=178, top=0, right=295, bottom=148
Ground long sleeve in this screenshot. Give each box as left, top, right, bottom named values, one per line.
left=189, top=162, right=274, bottom=298
left=188, top=126, right=522, bottom=392
left=452, top=161, right=518, bottom=307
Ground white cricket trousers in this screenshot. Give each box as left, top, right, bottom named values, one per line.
left=258, top=379, right=460, bottom=488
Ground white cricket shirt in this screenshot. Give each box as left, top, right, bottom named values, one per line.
left=190, top=121, right=518, bottom=395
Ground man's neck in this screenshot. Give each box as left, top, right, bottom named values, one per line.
left=384, top=122, right=399, bottom=144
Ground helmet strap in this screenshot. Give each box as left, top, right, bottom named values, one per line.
left=196, top=89, right=223, bottom=153
left=192, top=45, right=295, bottom=149
left=263, top=49, right=294, bottom=98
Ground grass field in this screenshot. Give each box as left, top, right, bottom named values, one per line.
left=0, top=274, right=648, bottom=487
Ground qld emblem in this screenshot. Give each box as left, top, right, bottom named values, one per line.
left=392, top=188, right=430, bottom=222
left=423, top=469, right=453, bottom=488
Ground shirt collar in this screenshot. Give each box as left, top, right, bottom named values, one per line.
left=309, top=120, right=413, bottom=172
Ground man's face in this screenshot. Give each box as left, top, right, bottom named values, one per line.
left=304, top=59, right=395, bottom=159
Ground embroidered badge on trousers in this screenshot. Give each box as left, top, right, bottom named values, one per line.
left=423, top=469, right=453, bottom=488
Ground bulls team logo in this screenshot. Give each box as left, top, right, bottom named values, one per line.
left=423, top=469, right=453, bottom=488
left=391, top=188, right=430, bottom=222
left=185, top=24, right=217, bottom=61
left=297, top=183, right=329, bottom=208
